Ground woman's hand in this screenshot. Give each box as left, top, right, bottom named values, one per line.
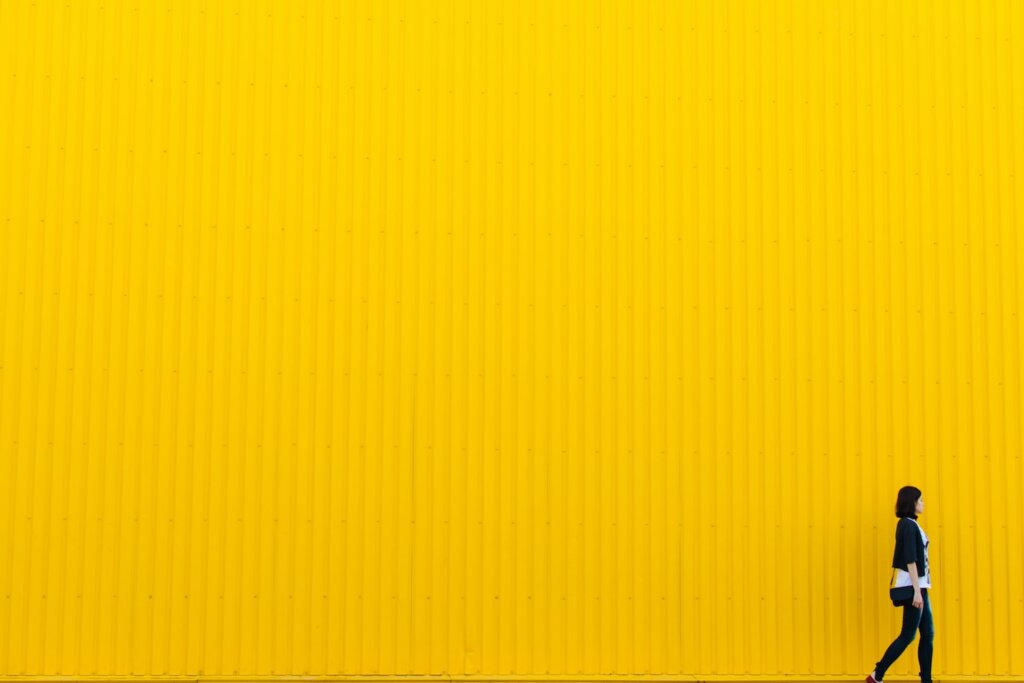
left=912, top=589, right=923, bottom=609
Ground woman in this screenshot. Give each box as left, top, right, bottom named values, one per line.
left=867, top=486, right=934, bottom=683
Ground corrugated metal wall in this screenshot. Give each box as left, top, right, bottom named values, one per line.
left=1, top=0, right=1023, bottom=679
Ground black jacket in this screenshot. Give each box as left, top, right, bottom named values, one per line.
left=891, top=516, right=928, bottom=576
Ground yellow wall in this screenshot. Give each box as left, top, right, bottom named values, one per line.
left=1, top=0, right=1023, bottom=679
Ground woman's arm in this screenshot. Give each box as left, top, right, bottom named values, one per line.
left=897, top=519, right=924, bottom=607
left=906, top=562, right=923, bottom=608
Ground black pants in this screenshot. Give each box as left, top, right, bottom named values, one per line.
left=874, top=588, right=934, bottom=682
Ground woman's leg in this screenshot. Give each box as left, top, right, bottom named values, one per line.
left=874, top=601, right=924, bottom=681
left=917, top=590, right=934, bottom=682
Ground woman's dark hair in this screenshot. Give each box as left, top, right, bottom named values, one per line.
left=895, top=486, right=922, bottom=518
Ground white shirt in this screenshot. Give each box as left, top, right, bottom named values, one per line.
left=893, top=519, right=931, bottom=589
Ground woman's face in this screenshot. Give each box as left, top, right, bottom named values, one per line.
left=916, top=496, right=925, bottom=515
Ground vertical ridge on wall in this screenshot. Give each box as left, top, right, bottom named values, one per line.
left=2, top=0, right=1024, bottom=679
